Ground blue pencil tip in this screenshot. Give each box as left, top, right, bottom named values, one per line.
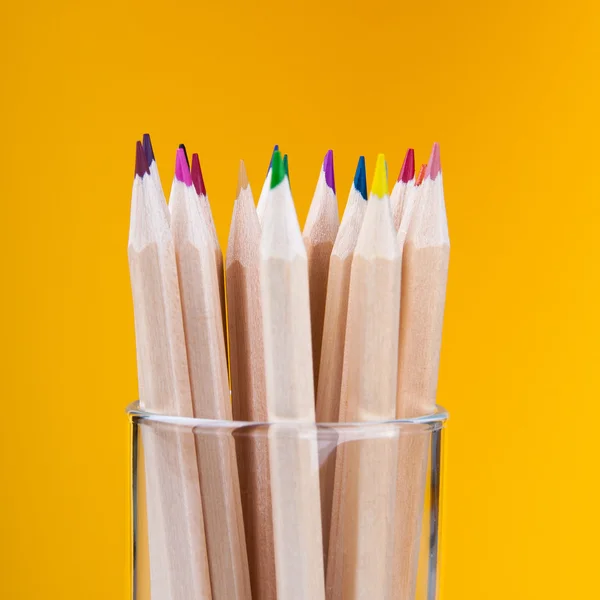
left=268, top=144, right=279, bottom=172
left=354, top=156, right=367, bottom=200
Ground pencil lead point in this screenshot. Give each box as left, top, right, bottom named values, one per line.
left=270, top=151, right=285, bottom=189
left=425, top=143, right=441, bottom=181
left=398, top=148, right=415, bottom=183
left=178, top=143, right=189, bottom=168
left=175, top=147, right=192, bottom=186
left=237, top=159, right=248, bottom=196
left=371, top=153, right=388, bottom=198
left=191, top=153, right=207, bottom=196
left=323, top=149, right=335, bottom=193
left=142, top=134, right=155, bottom=166
left=135, top=141, right=149, bottom=178
left=354, top=156, right=367, bottom=200
left=283, top=154, right=289, bottom=185
left=268, top=144, right=279, bottom=173
left=416, top=164, right=427, bottom=186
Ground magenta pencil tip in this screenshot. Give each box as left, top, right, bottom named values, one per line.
left=175, top=148, right=192, bottom=186
left=191, top=153, right=207, bottom=196
left=323, top=149, right=335, bottom=193
left=398, top=148, right=415, bottom=183
left=425, top=143, right=441, bottom=180
left=135, top=141, right=149, bottom=178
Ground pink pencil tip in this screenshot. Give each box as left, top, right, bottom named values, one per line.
left=425, top=143, right=441, bottom=180
left=175, top=148, right=192, bottom=186
left=398, top=148, right=415, bottom=183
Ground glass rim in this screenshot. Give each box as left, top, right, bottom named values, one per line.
left=126, top=400, right=449, bottom=432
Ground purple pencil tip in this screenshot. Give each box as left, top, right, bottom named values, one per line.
left=142, top=134, right=155, bottom=166
left=175, top=148, right=192, bottom=186
left=135, top=141, right=149, bottom=178
left=323, top=149, right=335, bottom=193
left=398, top=148, right=415, bottom=183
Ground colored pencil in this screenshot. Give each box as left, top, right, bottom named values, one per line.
left=170, top=149, right=251, bottom=600
left=128, top=142, right=212, bottom=599
left=303, top=150, right=340, bottom=394
left=315, top=156, right=367, bottom=564
left=392, top=143, right=450, bottom=600
left=226, top=160, right=276, bottom=599
left=390, top=148, right=415, bottom=231
left=260, top=151, right=326, bottom=600
left=142, top=133, right=169, bottom=223
left=256, top=144, right=279, bottom=225
left=329, top=154, right=401, bottom=599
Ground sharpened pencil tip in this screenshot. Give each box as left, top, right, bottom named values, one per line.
left=142, top=134, right=155, bottom=166
left=267, top=144, right=279, bottom=173
left=270, top=151, right=285, bottom=189
left=425, top=143, right=441, bottom=180
left=354, top=156, right=367, bottom=200
left=283, top=153, right=289, bottom=184
left=371, top=154, right=388, bottom=198
left=178, top=144, right=189, bottom=168
left=398, top=149, right=415, bottom=183
left=175, top=148, right=192, bottom=186
left=323, top=149, right=335, bottom=193
left=191, top=153, right=207, bottom=196
left=237, top=159, right=249, bottom=197
left=416, top=164, right=427, bottom=186
left=135, top=141, right=150, bottom=178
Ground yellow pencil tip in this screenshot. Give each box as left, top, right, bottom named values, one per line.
left=371, top=153, right=388, bottom=198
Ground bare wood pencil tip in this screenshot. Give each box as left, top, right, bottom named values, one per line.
left=398, top=148, right=415, bottom=183
left=237, top=159, right=249, bottom=196
left=416, top=164, right=427, bottom=186
left=135, top=141, right=149, bottom=178
left=191, top=153, right=207, bottom=196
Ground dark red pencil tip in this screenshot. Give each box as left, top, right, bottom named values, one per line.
left=175, top=148, right=192, bottom=186
left=425, top=143, right=441, bottom=180
left=398, top=148, right=415, bottom=183
left=135, top=141, right=150, bottom=178
left=191, top=153, right=207, bottom=196
left=142, top=133, right=155, bottom=166
left=415, top=164, right=427, bottom=186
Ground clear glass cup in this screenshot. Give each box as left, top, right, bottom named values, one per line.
left=127, top=401, right=448, bottom=600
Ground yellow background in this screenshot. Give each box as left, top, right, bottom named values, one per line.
left=1, top=0, right=599, bottom=598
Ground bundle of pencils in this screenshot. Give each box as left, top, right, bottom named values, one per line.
left=128, top=135, right=449, bottom=600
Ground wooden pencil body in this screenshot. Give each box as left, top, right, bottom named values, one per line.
left=316, top=185, right=367, bottom=566
left=227, top=179, right=276, bottom=600
left=129, top=219, right=212, bottom=599
left=171, top=188, right=251, bottom=600
left=261, top=254, right=326, bottom=600
left=393, top=162, right=449, bottom=600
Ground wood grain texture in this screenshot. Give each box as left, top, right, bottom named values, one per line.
left=260, top=163, right=325, bottom=600
left=170, top=175, right=251, bottom=600
left=128, top=158, right=212, bottom=599
left=226, top=161, right=276, bottom=600
left=303, top=169, right=339, bottom=396
left=326, top=170, right=401, bottom=600
left=392, top=150, right=450, bottom=600
left=315, top=182, right=366, bottom=565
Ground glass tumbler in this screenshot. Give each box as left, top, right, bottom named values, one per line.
left=127, top=402, right=448, bottom=600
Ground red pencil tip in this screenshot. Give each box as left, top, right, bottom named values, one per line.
left=175, top=148, right=192, bottom=186
left=425, top=143, right=441, bottom=180
left=398, top=148, right=415, bottom=183
left=135, top=141, right=149, bottom=178
left=415, top=164, right=427, bottom=186
left=191, top=153, right=207, bottom=196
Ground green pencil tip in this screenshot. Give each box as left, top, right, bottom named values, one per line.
left=270, top=150, right=285, bottom=189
